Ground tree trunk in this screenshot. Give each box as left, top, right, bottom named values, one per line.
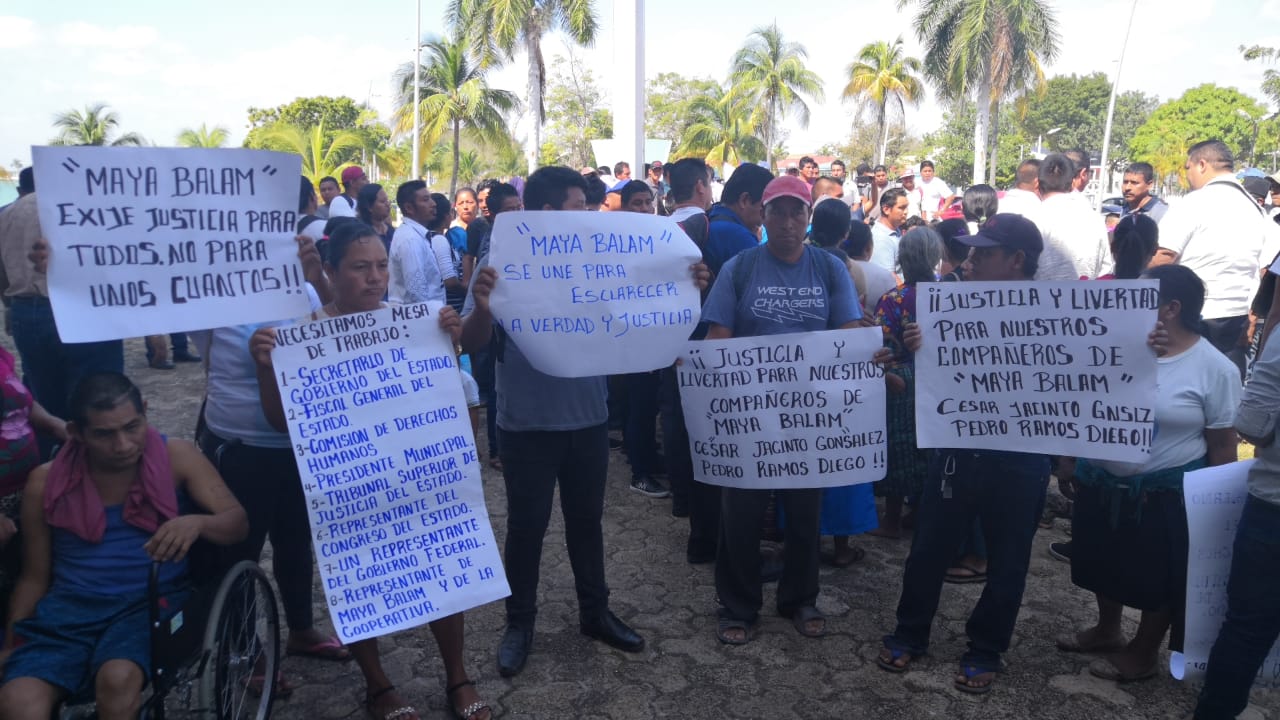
left=972, top=77, right=993, bottom=186
left=525, top=31, right=544, bottom=175
left=987, top=101, right=1000, bottom=186
left=450, top=120, right=461, bottom=198
left=877, top=101, right=888, bottom=165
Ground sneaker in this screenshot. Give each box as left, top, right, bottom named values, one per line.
left=1048, top=541, right=1072, bottom=563
left=630, top=475, right=669, bottom=498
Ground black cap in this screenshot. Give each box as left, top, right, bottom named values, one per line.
left=1243, top=176, right=1271, bottom=201
left=960, top=213, right=1043, bottom=254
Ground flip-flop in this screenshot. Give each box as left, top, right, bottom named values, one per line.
left=1088, top=657, right=1158, bottom=683
left=286, top=635, right=352, bottom=661
left=877, top=641, right=917, bottom=674
left=824, top=546, right=866, bottom=567
left=789, top=605, right=826, bottom=638
left=715, top=617, right=754, bottom=645
left=1054, top=632, right=1125, bottom=654
left=445, top=680, right=491, bottom=720
left=944, top=564, right=987, bottom=584
left=954, top=663, right=997, bottom=695
left=366, top=685, right=418, bottom=720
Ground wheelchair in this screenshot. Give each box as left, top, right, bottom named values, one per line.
left=60, top=557, right=281, bottom=720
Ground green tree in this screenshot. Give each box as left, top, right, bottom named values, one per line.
left=842, top=37, right=924, bottom=165
left=254, top=121, right=368, bottom=186
left=899, top=0, right=1060, bottom=184
left=176, top=123, right=230, bottom=148
left=244, top=96, right=388, bottom=163
left=728, top=23, right=824, bottom=170
left=541, top=52, right=612, bottom=169
left=51, top=103, right=146, bottom=146
left=394, top=34, right=518, bottom=194
left=923, top=101, right=1031, bottom=188
left=1129, top=84, right=1268, bottom=188
left=676, top=85, right=766, bottom=166
left=1017, top=74, right=1156, bottom=163
left=449, top=0, right=599, bottom=173
left=646, top=73, right=722, bottom=143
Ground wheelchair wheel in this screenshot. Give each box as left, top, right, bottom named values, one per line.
left=198, top=560, right=279, bottom=720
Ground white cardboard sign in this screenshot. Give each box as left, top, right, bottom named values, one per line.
left=32, top=146, right=309, bottom=342
left=272, top=302, right=508, bottom=642
left=677, top=327, right=888, bottom=489
left=914, top=281, right=1158, bottom=463
left=486, top=210, right=702, bottom=377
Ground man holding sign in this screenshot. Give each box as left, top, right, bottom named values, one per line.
left=879, top=214, right=1052, bottom=694
left=699, top=175, right=864, bottom=645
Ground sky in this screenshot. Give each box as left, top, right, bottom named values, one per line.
left=2, top=0, right=1279, bottom=169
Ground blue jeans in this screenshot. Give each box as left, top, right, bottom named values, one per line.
left=498, top=424, right=610, bottom=628
left=1195, top=495, right=1280, bottom=719
left=889, top=449, right=1048, bottom=669
left=10, top=297, right=123, bottom=421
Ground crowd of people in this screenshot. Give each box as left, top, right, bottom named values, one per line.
left=0, top=137, right=1278, bottom=720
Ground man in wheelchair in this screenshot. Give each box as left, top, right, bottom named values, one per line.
left=0, top=373, right=247, bottom=720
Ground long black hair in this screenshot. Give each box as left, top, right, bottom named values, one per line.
left=1142, top=264, right=1206, bottom=335
left=356, top=183, right=384, bottom=225
left=1111, top=214, right=1158, bottom=280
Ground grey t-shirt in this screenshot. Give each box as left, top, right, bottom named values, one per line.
left=702, top=245, right=861, bottom=336
left=462, top=253, right=607, bottom=432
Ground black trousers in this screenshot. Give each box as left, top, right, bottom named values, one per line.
left=659, top=367, right=719, bottom=556
left=716, top=487, right=822, bottom=623
left=499, top=424, right=611, bottom=628
left=1204, top=314, right=1248, bottom=382
left=198, top=428, right=315, bottom=633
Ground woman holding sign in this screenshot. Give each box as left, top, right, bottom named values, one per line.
left=1059, top=264, right=1239, bottom=683
left=249, top=222, right=490, bottom=720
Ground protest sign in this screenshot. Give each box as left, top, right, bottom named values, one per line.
left=486, top=210, right=702, bottom=377
left=914, top=281, right=1158, bottom=463
left=272, top=302, right=508, bottom=643
left=1172, top=461, right=1280, bottom=686
left=677, top=327, right=887, bottom=489
left=32, top=146, right=309, bottom=342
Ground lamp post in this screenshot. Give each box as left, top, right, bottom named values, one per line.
left=410, top=0, right=422, bottom=180
left=1036, top=127, right=1062, bottom=156
left=1098, top=0, right=1139, bottom=206
left=1237, top=108, right=1260, bottom=166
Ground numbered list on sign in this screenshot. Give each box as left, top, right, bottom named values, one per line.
left=272, top=303, right=509, bottom=642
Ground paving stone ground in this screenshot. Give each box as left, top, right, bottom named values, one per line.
left=44, top=339, right=1280, bottom=719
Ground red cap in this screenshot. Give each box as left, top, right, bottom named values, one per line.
left=341, top=166, right=366, bottom=184
left=761, top=175, right=812, bottom=209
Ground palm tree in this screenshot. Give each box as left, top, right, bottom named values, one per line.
left=176, top=123, right=230, bottom=148
left=448, top=0, right=598, bottom=173
left=899, top=0, right=1059, bottom=184
left=394, top=34, right=519, bottom=194
left=254, top=120, right=367, bottom=186
left=51, top=103, right=146, bottom=146
left=677, top=87, right=767, bottom=167
left=727, top=23, right=824, bottom=170
left=843, top=37, right=924, bottom=165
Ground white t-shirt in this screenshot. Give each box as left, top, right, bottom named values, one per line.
left=388, top=218, right=446, bottom=304
left=998, top=188, right=1042, bottom=220
left=855, top=259, right=898, bottom=312
left=299, top=217, right=326, bottom=242
left=1035, top=192, right=1112, bottom=281
left=328, top=195, right=357, bottom=218
left=897, top=184, right=923, bottom=218
left=1161, top=177, right=1280, bottom=319
left=918, top=177, right=952, bottom=219
left=192, top=285, right=324, bottom=448
left=1092, top=337, right=1240, bottom=475
left=428, top=231, right=459, bottom=282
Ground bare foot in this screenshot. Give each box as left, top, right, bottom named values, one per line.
left=366, top=686, right=419, bottom=720
left=447, top=680, right=491, bottom=720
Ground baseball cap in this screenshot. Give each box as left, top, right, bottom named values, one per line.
left=650, top=160, right=663, bottom=168
left=1243, top=176, right=1271, bottom=201
left=899, top=166, right=917, bottom=179
left=341, top=166, right=366, bottom=184
left=761, top=175, right=813, bottom=209
left=960, top=213, right=1043, bottom=254
left=580, top=166, right=599, bottom=177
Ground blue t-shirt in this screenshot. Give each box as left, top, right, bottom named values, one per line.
left=702, top=245, right=861, bottom=337
left=704, top=205, right=761, bottom=277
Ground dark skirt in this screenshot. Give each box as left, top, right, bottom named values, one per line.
left=875, top=364, right=927, bottom=498
left=1071, top=482, right=1188, bottom=649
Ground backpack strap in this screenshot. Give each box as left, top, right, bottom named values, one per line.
left=730, top=245, right=763, bottom=300
left=678, top=213, right=710, bottom=253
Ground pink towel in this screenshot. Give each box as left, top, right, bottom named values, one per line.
left=43, top=426, right=178, bottom=542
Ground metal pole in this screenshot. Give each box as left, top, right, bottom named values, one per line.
left=613, top=0, right=645, bottom=182
left=411, top=0, right=421, bottom=180
left=1098, top=0, right=1139, bottom=207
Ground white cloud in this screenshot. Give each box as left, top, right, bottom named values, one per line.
left=0, top=16, right=38, bottom=48
left=55, top=21, right=158, bottom=50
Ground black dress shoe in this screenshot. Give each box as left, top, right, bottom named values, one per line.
left=497, top=624, right=532, bottom=677
left=580, top=610, right=645, bottom=653
left=172, top=350, right=203, bottom=363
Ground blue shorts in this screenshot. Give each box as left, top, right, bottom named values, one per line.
left=3, top=585, right=188, bottom=694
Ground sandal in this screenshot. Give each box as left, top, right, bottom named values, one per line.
left=245, top=670, right=295, bottom=699
left=1055, top=631, right=1125, bottom=654
left=954, top=663, right=998, bottom=695
left=1088, top=657, right=1158, bottom=683
left=366, top=685, right=418, bottom=720
left=944, top=564, right=987, bottom=584
left=286, top=635, right=351, bottom=661
left=445, top=680, right=491, bottom=720
left=877, top=637, right=918, bottom=673
left=824, top=545, right=866, bottom=567
left=715, top=617, right=754, bottom=645
left=789, top=605, right=826, bottom=638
